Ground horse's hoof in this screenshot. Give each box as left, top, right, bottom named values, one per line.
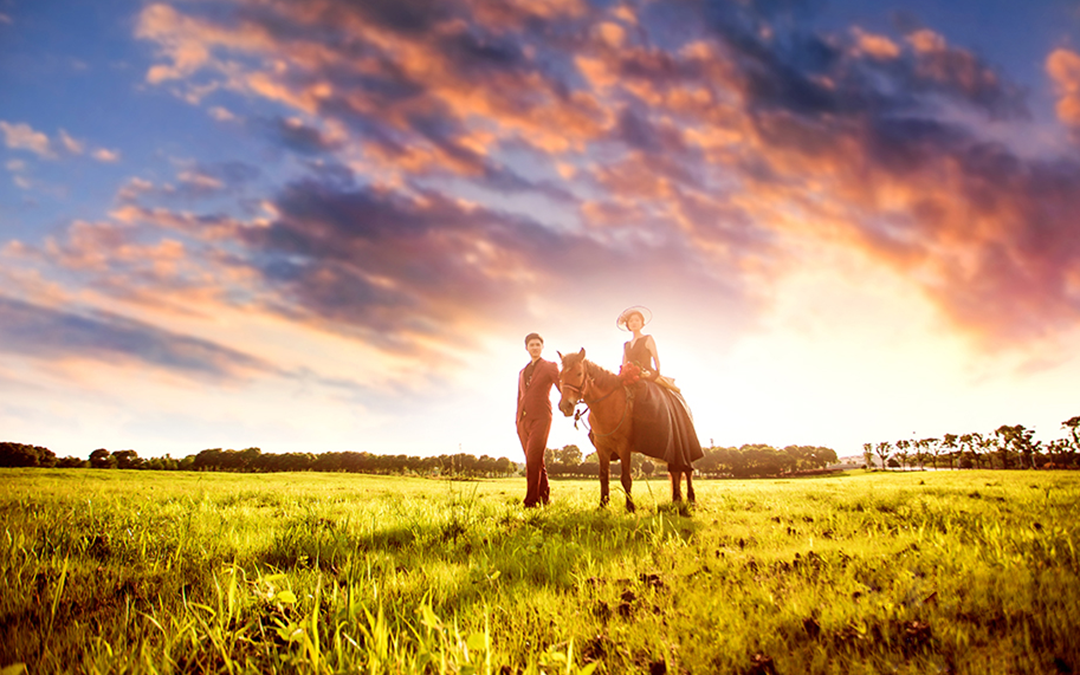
left=626, top=501, right=636, bottom=513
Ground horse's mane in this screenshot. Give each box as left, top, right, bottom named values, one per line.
left=584, top=359, right=623, bottom=390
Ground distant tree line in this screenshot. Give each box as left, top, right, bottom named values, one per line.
left=0, top=444, right=518, bottom=478
left=2, top=440, right=837, bottom=479
left=544, top=443, right=839, bottom=478
left=863, top=416, right=1080, bottom=471
left=696, top=444, right=839, bottom=477
left=0, top=442, right=58, bottom=468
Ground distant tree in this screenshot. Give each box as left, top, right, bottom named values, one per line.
left=451, top=453, right=475, bottom=476
left=782, top=445, right=838, bottom=471
left=920, top=437, right=940, bottom=470
left=113, top=449, right=142, bottom=470
left=641, top=460, right=655, bottom=477
left=958, top=451, right=974, bottom=470
left=698, top=446, right=733, bottom=476
left=1064, top=416, right=1080, bottom=450
left=941, top=434, right=959, bottom=469
left=966, top=432, right=985, bottom=469
left=895, top=440, right=911, bottom=470
left=958, top=434, right=976, bottom=470
left=494, top=457, right=512, bottom=476
left=554, top=444, right=582, bottom=468
left=89, top=448, right=116, bottom=469
left=240, top=447, right=262, bottom=472
left=474, top=454, right=497, bottom=476
left=193, top=448, right=223, bottom=471
left=1046, top=439, right=1074, bottom=468
left=143, top=454, right=178, bottom=471
left=874, top=442, right=892, bottom=471
left=782, top=445, right=808, bottom=471
left=818, top=446, right=839, bottom=466
left=995, top=424, right=1039, bottom=470
left=0, top=442, right=56, bottom=467
left=862, top=443, right=875, bottom=469
left=993, top=426, right=1016, bottom=470
left=1022, top=433, right=1041, bottom=470
left=57, top=456, right=87, bottom=468
left=735, top=444, right=793, bottom=477
left=976, top=435, right=995, bottom=469
left=912, top=439, right=930, bottom=469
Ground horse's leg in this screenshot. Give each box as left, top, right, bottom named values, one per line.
left=686, top=469, right=696, bottom=504
left=620, top=448, right=635, bottom=513
left=670, top=467, right=682, bottom=502
left=598, top=451, right=611, bottom=507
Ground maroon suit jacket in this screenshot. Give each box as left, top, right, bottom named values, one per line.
left=516, top=358, right=560, bottom=425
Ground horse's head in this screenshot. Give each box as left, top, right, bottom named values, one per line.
left=557, top=348, right=587, bottom=417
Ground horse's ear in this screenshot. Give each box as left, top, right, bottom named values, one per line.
left=556, top=350, right=563, bottom=360
left=578, top=348, right=586, bottom=359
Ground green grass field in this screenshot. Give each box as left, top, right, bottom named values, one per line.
left=2, top=468, right=1078, bottom=674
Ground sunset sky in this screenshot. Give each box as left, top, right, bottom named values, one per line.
left=2, top=0, right=1079, bottom=463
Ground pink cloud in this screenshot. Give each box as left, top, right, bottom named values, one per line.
left=93, top=148, right=121, bottom=163
left=1047, top=48, right=1080, bottom=128
left=0, top=121, right=55, bottom=158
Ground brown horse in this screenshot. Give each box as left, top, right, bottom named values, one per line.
left=557, top=348, right=695, bottom=512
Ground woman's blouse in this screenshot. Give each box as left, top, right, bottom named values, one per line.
left=623, top=335, right=658, bottom=376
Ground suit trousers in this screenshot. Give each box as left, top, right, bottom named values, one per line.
left=517, top=414, right=551, bottom=507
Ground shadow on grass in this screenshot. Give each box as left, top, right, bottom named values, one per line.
left=257, top=499, right=703, bottom=590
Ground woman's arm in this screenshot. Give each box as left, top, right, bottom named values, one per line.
left=647, top=335, right=660, bottom=374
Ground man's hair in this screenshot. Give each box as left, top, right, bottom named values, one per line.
left=524, top=332, right=543, bottom=346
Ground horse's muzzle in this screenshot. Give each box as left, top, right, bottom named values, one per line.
left=558, top=397, right=576, bottom=417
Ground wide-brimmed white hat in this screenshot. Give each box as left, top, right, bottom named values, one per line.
left=616, top=305, right=652, bottom=331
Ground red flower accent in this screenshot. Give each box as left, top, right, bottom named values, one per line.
left=619, top=363, right=642, bottom=386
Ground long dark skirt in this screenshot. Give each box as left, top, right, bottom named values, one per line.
left=630, top=381, right=704, bottom=471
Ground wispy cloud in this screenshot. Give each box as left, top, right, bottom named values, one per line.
left=1, top=121, right=55, bottom=158
left=115, top=162, right=260, bottom=204
left=93, top=148, right=121, bottom=163
left=0, top=295, right=276, bottom=380
left=0, top=120, right=122, bottom=163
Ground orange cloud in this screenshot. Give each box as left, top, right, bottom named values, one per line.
left=1047, top=48, right=1080, bottom=127
left=907, top=28, right=946, bottom=54
left=851, top=27, right=900, bottom=60
left=137, top=4, right=213, bottom=83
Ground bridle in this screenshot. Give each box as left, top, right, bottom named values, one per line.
left=560, top=360, right=632, bottom=437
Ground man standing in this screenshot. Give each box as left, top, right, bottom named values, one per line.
left=516, top=332, right=561, bottom=507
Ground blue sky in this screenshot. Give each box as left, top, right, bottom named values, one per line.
left=2, top=0, right=1079, bottom=461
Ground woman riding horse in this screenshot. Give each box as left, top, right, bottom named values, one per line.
left=556, top=307, right=703, bottom=511
left=617, top=306, right=702, bottom=499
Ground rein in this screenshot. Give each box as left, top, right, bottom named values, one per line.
left=566, top=362, right=633, bottom=438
